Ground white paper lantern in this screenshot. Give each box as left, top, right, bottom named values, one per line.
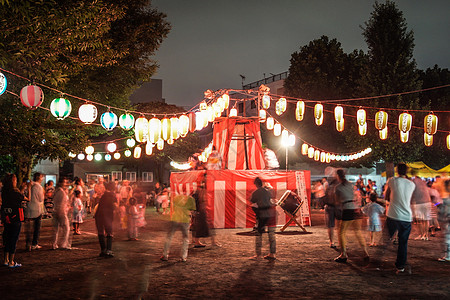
left=78, top=103, right=98, bottom=124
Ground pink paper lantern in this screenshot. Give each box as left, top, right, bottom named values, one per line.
left=20, top=85, right=44, bottom=109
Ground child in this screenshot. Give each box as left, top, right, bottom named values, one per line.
left=127, top=197, right=140, bottom=240
left=362, top=192, right=385, bottom=246
left=72, top=190, right=84, bottom=235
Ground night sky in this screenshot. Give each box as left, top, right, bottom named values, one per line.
left=151, top=0, right=449, bottom=108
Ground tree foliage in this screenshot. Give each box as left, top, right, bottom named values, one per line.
left=0, top=0, right=171, bottom=181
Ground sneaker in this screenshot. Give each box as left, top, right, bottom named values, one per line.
left=437, top=257, right=450, bottom=262
left=31, top=245, right=42, bottom=250
left=395, top=265, right=412, bottom=275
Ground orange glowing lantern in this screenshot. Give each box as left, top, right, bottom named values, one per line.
left=135, top=116, right=149, bottom=143
left=314, top=149, right=320, bottom=161
left=357, top=108, right=366, bottom=126
left=259, top=109, right=266, bottom=122
left=156, top=138, right=164, bottom=150
left=358, top=123, right=367, bottom=136
left=379, top=127, right=388, bottom=140
left=262, top=94, right=270, bottom=109
left=334, top=106, right=344, bottom=121
left=314, top=103, right=323, bottom=126
left=307, top=147, right=314, bottom=159
left=447, top=134, right=450, bottom=150
left=148, top=117, right=161, bottom=143
left=179, top=114, right=189, bottom=137
left=188, top=112, right=196, bottom=132
left=325, top=153, right=331, bottom=163
left=223, top=93, right=230, bottom=109
left=320, top=152, right=326, bottom=163
left=295, top=101, right=305, bottom=121
left=398, top=112, right=412, bottom=133
left=199, top=101, right=207, bottom=111
left=266, top=117, right=274, bottom=130
left=336, top=119, right=344, bottom=132
left=229, top=108, right=238, bottom=117
left=375, top=110, right=388, bottom=130
left=145, top=142, right=153, bottom=155
left=161, top=118, right=171, bottom=141
left=170, top=116, right=179, bottom=140
left=133, top=146, right=142, bottom=159
left=400, top=131, right=409, bottom=143
left=424, top=113, right=438, bottom=135
left=273, top=123, right=281, bottom=136
left=424, top=133, right=433, bottom=146
left=301, top=143, right=308, bottom=155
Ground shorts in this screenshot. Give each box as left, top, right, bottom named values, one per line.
left=412, top=202, right=431, bottom=221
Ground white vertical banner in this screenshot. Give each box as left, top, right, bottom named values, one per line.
left=214, top=180, right=226, bottom=229
left=235, top=181, right=247, bottom=228
left=295, top=171, right=310, bottom=226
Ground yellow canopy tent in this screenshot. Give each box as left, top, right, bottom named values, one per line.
left=381, top=162, right=449, bottom=178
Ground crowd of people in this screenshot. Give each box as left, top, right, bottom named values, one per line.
left=321, top=165, right=450, bottom=274
left=1, top=165, right=449, bottom=273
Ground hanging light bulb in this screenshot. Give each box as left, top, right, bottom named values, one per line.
left=424, top=133, right=433, bottom=146
left=135, top=116, right=149, bottom=143
left=398, top=112, right=412, bottom=133
left=314, top=103, right=323, bottom=126
left=295, top=101, right=305, bottom=121
left=94, top=153, right=102, bottom=161
left=106, top=142, right=117, bottom=153
left=400, top=130, right=409, bottom=143
left=273, top=123, right=281, bottom=136
left=119, top=113, right=135, bottom=130
left=148, top=117, right=161, bottom=143
left=336, top=119, right=344, bottom=132
left=124, top=149, right=132, bottom=157
left=262, top=94, right=270, bottom=109
left=358, top=123, right=367, bottom=136
left=301, top=143, right=309, bottom=155
left=113, top=152, right=121, bottom=160
left=134, top=146, right=142, bottom=158
left=379, top=127, right=388, bottom=140
left=266, top=117, right=274, bottom=130
left=157, top=138, right=164, bottom=150
left=375, top=110, right=388, bottom=130
left=229, top=107, right=238, bottom=117
left=334, top=106, right=344, bottom=122
left=77, top=153, right=85, bottom=160
left=86, top=154, right=94, bottom=161
left=357, top=108, right=366, bottom=126
left=85, top=145, right=94, bottom=155
left=126, top=138, right=136, bottom=148
left=308, top=147, right=314, bottom=159
left=424, top=113, right=438, bottom=135
left=259, top=109, right=266, bottom=122
left=145, top=142, right=153, bottom=155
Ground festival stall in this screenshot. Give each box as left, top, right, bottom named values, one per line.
left=170, top=116, right=312, bottom=229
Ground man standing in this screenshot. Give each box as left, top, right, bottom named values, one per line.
left=25, top=172, right=45, bottom=251
left=384, top=163, right=416, bottom=274
left=250, top=177, right=276, bottom=260
left=52, top=177, right=72, bottom=250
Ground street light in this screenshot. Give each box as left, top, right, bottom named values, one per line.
left=282, top=132, right=296, bottom=171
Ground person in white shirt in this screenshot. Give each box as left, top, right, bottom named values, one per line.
left=24, top=172, right=45, bottom=251
left=384, top=163, right=416, bottom=274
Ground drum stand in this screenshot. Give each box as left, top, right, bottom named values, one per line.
left=279, top=210, right=307, bottom=232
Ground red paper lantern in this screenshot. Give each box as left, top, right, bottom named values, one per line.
left=20, top=85, right=44, bottom=109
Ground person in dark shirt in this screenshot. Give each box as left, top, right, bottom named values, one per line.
left=250, top=177, right=276, bottom=260
left=1, top=174, right=25, bottom=268
left=95, top=181, right=117, bottom=257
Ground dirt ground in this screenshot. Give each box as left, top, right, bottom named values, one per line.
left=0, top=208, right=449, bottom=300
